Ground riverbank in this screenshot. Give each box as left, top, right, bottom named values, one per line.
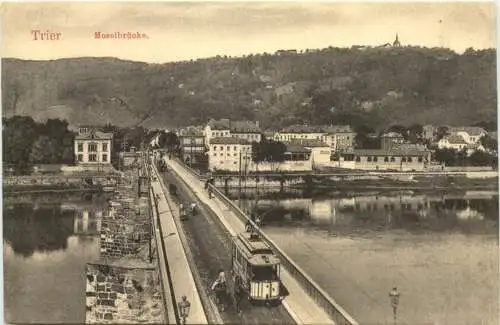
left=3, top=173, right=117, bottom=193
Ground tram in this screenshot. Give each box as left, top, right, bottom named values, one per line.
left=231, top=230, right=288, bottom=304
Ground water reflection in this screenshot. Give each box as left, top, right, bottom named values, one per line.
left=3, top=193, right=109, bottom=324
left=236, top=191, right=498, bottom=236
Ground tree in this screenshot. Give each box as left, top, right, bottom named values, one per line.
left=435, top=126, right=450, bottom=141
left=468, top=151, right=494, bottom=166
left=433, top=148, right=457, bottom=166
left=3, top=116, right=38, bottom=173
left=29, top=136, right=56, bottom=164
left=407, top=124, right=423, bottom=143
left=480, top=135, right=497, bottom=154
left=252, top=139, right=286, bottom=169
left=158, top=131, right=180, bottom=152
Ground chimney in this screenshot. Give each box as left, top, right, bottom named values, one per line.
left=255, top=121, right=259, bottom=128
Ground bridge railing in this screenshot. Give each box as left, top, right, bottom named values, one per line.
left=207, top=183, right=358, bottom=325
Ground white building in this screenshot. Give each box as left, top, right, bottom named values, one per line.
left=448, top=126, right=487, bottom=145
left=204, top=119, right=261, bottom=145
left=204, top=119, right=231, bottom=146
left=438, top=135, right=468, bottom=151
left=286, top=139, right=331, bottom=169
left=208, top=137, right=252, bottom=172
left=74, top=127, right=113, bottom=165
left=274, top=124, right=356, bottom=152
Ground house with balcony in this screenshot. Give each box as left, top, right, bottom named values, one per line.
left=74, top=127, right=113, bottom=167
left=448, top=126, right=487, bottom=145
left=178, top=126, right=206, bottom=166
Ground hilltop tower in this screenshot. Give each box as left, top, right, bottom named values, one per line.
left=393, top=33, right=401, bottom=47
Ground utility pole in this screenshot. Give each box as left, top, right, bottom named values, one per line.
left=239, top=150, right=242, bottom=192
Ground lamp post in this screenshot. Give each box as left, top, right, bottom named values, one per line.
left=389, top=287, right=401, bottom=325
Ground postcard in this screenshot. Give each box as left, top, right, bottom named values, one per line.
left=2, top=2, right=498, bottom=324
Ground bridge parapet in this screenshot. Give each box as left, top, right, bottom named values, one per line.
left=207, top=183, right=358, bottom=325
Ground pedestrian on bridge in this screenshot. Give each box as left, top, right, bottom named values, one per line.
left=178, top=295, right=191, bottom=325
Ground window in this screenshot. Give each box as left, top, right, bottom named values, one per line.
left=213, top=153, right=217, bottom=156
left=373, top=156, right=378, bottom=162
left=355, top=156, right=361, bottom=162
left=220, top=146, right=223, bottom=150
left=89, top=154, right=97, bottom=162
left=234, top=146, right=237, bottom=150
left=367, top=156, right=372, bottom=162
left=234, top=161, right=237, bottom=164
left=88, top=142, right=98, bottom=152
left=102, top=143, right=108, bottom=151
left=408, top=157, right=413, bottom=163
left=401, top=157, right=407, bottom=162
left=77, top=154, right=83, bottom=162
left=102, top=154, right=108, bottom=162
left=390, top=157, right=395, bottom=162
left=418, top=157, right=423, bottom=163
left=384, top=156, right=389, bottom=162
left=77, top=143, right=84, bottom=152
left=227, top=146, right=231, bottom=150
left=234, top=153, right=238, bottom=156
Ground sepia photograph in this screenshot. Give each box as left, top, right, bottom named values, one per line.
left=1, top=1, right=498, bottom=324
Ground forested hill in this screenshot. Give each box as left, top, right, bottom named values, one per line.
left=2, top=46, right=496, bottom=130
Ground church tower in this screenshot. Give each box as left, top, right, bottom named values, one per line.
left=393, top=33, right=401, bottom=47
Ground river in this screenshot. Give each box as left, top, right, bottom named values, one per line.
left=3, top=192, right=109, bottom=324
left=232, top=189, right=499, bottom=325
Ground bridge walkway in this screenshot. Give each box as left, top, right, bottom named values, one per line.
left=165, top=158, right=335, bottom=325
left=150, top=175, right=208, bottom=324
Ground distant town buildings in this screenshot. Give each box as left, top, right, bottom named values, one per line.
left=174, top=119, right=493, bottom=173
left=74, top=126, right=113, bottom=165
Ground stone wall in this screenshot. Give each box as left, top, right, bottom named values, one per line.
left=85, top=263, right=164, bottom=324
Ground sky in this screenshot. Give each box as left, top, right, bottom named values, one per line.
left=0, top=1, right=497, bottom=63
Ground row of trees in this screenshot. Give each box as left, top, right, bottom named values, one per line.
left=3, top=116, right=75, bottom=173
left=433, top=148, right=497, bottom=167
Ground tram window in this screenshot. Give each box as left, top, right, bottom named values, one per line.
left=251, top=265, right=278, bottom=281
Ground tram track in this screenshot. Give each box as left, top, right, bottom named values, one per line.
left=160, top=169, right=296, bottom=325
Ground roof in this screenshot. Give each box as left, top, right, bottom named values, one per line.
left=281, top=124, right=329, bottom=133
left=280, top=124, right=355, bottom=134
left=344, top=148, right=430, bottom=156
left=178, top=126, right=204, bottom=137
left=381, top=131, right=404, bottom=138
left=207, top=119, right=261, bottom=133
left=75, top=130, right=113, bottom=140
left=442, top=135, right=467, bottom=144
left=235, top=233, right=280, bottom=266
left=285, top=144, right=311, bottom=153
left=324, top=125, right=355, bottom=134
left=230, top=121, right=261, bottom=133
left=449, top=126, right=487, bottom=136
left=207, top=119, right=231, bottom=130
left=287, top=139, right=329, bottom=147
left=210, top=137, right=251, bottom=145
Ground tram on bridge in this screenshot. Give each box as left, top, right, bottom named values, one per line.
left=231, top=230, right=288, bottom=304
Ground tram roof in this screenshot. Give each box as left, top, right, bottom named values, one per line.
left=234, top=232, right=280, bottom=266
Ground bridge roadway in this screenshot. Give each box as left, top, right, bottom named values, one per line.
left=164, top=158, right=338, bottom=325
left=159, top=164, right=296, bottom=324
